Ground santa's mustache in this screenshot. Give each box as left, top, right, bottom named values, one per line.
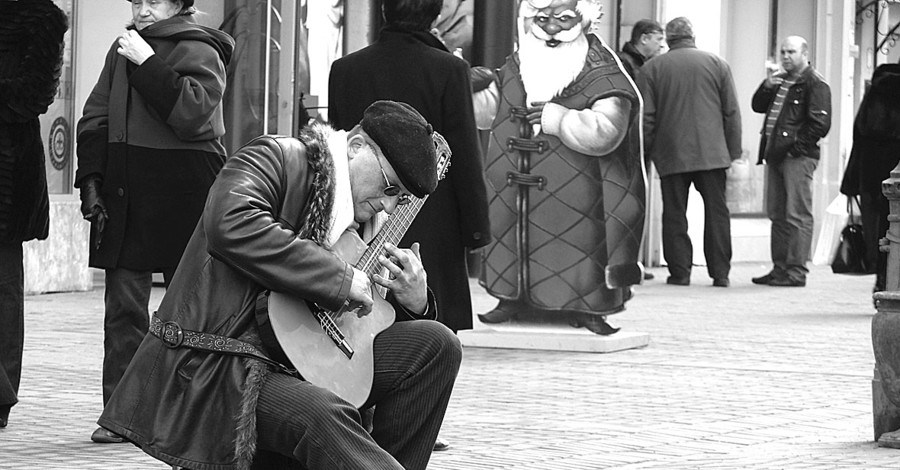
left=527, top=20, right=584, bottom=46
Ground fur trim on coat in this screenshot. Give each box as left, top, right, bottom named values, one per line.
left=231, top=123, right=336, bottom=469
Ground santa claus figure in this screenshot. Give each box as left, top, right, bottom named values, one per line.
left=473, top=0, right=644, bottom=335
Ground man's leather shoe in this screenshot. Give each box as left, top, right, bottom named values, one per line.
left=477, top=302, right=518, bottom=324
left=666, top=276, right=689, bottom=286
left=768, top=276, right=805, bottom=287
left=91, top=426, right=126, bottom=443
left=433, top=437, right=450, bottom=452
left=752, top=272, right=778, bottom=285
left=712, top=278, right=729, bottom=287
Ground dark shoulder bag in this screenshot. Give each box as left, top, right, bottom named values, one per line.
left=832, top=196, right=870, bottom=274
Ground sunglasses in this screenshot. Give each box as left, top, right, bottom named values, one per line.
left=375, top=154, right=411, bottom=205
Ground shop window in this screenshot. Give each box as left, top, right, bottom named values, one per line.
left=41, top=0, right=76, bottom=195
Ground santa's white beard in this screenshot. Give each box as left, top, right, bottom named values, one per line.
left=517, top=30, right=589, bottom=105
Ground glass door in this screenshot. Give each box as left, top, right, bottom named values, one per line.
left=199, top=0, right=300, bottom=154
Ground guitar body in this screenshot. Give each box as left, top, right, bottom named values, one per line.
left=268, top=232, right=396, bottom=408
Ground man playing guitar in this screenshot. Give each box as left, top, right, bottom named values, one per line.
left=96, top=101, right=461, bottom=470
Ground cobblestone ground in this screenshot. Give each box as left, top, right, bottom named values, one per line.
left=2, top=263, right=898, bottom=469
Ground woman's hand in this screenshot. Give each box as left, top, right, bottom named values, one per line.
left=117, top=30, right=156, bottom=65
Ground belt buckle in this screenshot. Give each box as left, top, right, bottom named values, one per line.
left=161, top=321, right=184, bottom=349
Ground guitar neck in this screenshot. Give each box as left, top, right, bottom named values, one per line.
left=356, top=136, right=451, bottom=285
left=357, top=196, right=427, bottom=280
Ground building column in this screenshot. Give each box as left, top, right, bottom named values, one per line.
left=343, top=0, right=380, bottom=55
left=472, top=0, right=516, bottom=68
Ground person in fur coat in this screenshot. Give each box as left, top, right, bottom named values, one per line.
left=0, top=0, right=67, bottom=429
left=98, top=101, right=462, bottom=470
left=840, top=63, right=900, bottom=293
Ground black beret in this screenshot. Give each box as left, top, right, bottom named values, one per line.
left=361, top=101, right=438, bottom=198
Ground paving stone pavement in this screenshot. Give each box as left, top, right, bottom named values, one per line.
left=3, top=263, right=899, bottom=469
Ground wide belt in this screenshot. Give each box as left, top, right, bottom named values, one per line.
left=149, top=315, right=300, bottom=378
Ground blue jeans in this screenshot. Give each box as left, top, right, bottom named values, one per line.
left=0, top=242, right=24, bottom=419
left=766, top=156, right=818, bottom=281
left=102, top=267, right=173, bottom=404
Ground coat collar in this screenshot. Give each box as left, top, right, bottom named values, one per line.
left=378, top=25, right=450, bottom=53
left=622, top=41, right=646, bottom=65
left=666, top=37, right=696, bottom=50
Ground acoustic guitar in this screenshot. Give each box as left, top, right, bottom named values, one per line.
left=268, top=137, right=450, bottom=408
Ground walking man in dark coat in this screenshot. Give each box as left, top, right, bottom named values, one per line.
left=637, top=17, right=742, bottom=287
left=328, top=0, right=491, bottom=334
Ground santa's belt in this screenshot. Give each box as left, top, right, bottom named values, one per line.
left=148, top=315, right=299, bottom=378
left=506, top=137, right=548, bottom=153
left=507, top=171, right=547, bottom=190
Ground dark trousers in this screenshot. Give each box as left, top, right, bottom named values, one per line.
left=860, top=190, right=889, bottom=291
left=660, top=169, right=732, bottom=280
left=102, top=267, right=173, bottom=404
left=765, top=157, right=817, bottom=281
left=0, top=242, right=24, bottom=420
left=254, top=320, right=462, bottom=470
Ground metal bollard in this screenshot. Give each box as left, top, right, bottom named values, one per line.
left=872, top=164, right=900, bottom=443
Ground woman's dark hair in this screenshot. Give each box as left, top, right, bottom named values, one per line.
left=382, top=0, right=443, bottom=31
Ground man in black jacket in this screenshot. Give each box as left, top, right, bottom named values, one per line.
left=751, top=36, right=832, bottom=287
left=618, top=19, right=664, bottom=80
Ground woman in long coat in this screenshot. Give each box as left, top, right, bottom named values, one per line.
left=840, top=63, right=900, bottom=293
left=75, top=0, right=233, bottom=442
left=327, top=1, right=491, bottom=332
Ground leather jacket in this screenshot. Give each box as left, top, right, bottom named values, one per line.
left=752, top=65, right=832, bottom=164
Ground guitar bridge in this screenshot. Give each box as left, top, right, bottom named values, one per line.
left=314, top=310, right=354, bottom=359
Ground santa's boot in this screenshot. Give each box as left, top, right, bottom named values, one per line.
left=571, top=314, right=620, bottom=335
left=477, top=299, right=521, bottom=324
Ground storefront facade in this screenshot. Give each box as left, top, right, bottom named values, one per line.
left=25, top=0, right=877, bottom=291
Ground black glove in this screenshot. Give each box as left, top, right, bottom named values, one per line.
left=79, top=177, right=108, bottom=249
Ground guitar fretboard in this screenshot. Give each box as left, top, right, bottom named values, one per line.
left=358, top=196, right=428, bottom=297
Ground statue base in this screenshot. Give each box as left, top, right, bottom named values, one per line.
left=458, top=325, right=650, bottom=353
left=873, top=292, right=900, bottom=441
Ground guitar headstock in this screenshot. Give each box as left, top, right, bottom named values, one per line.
left=432, top=131, right=452, bottom=181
